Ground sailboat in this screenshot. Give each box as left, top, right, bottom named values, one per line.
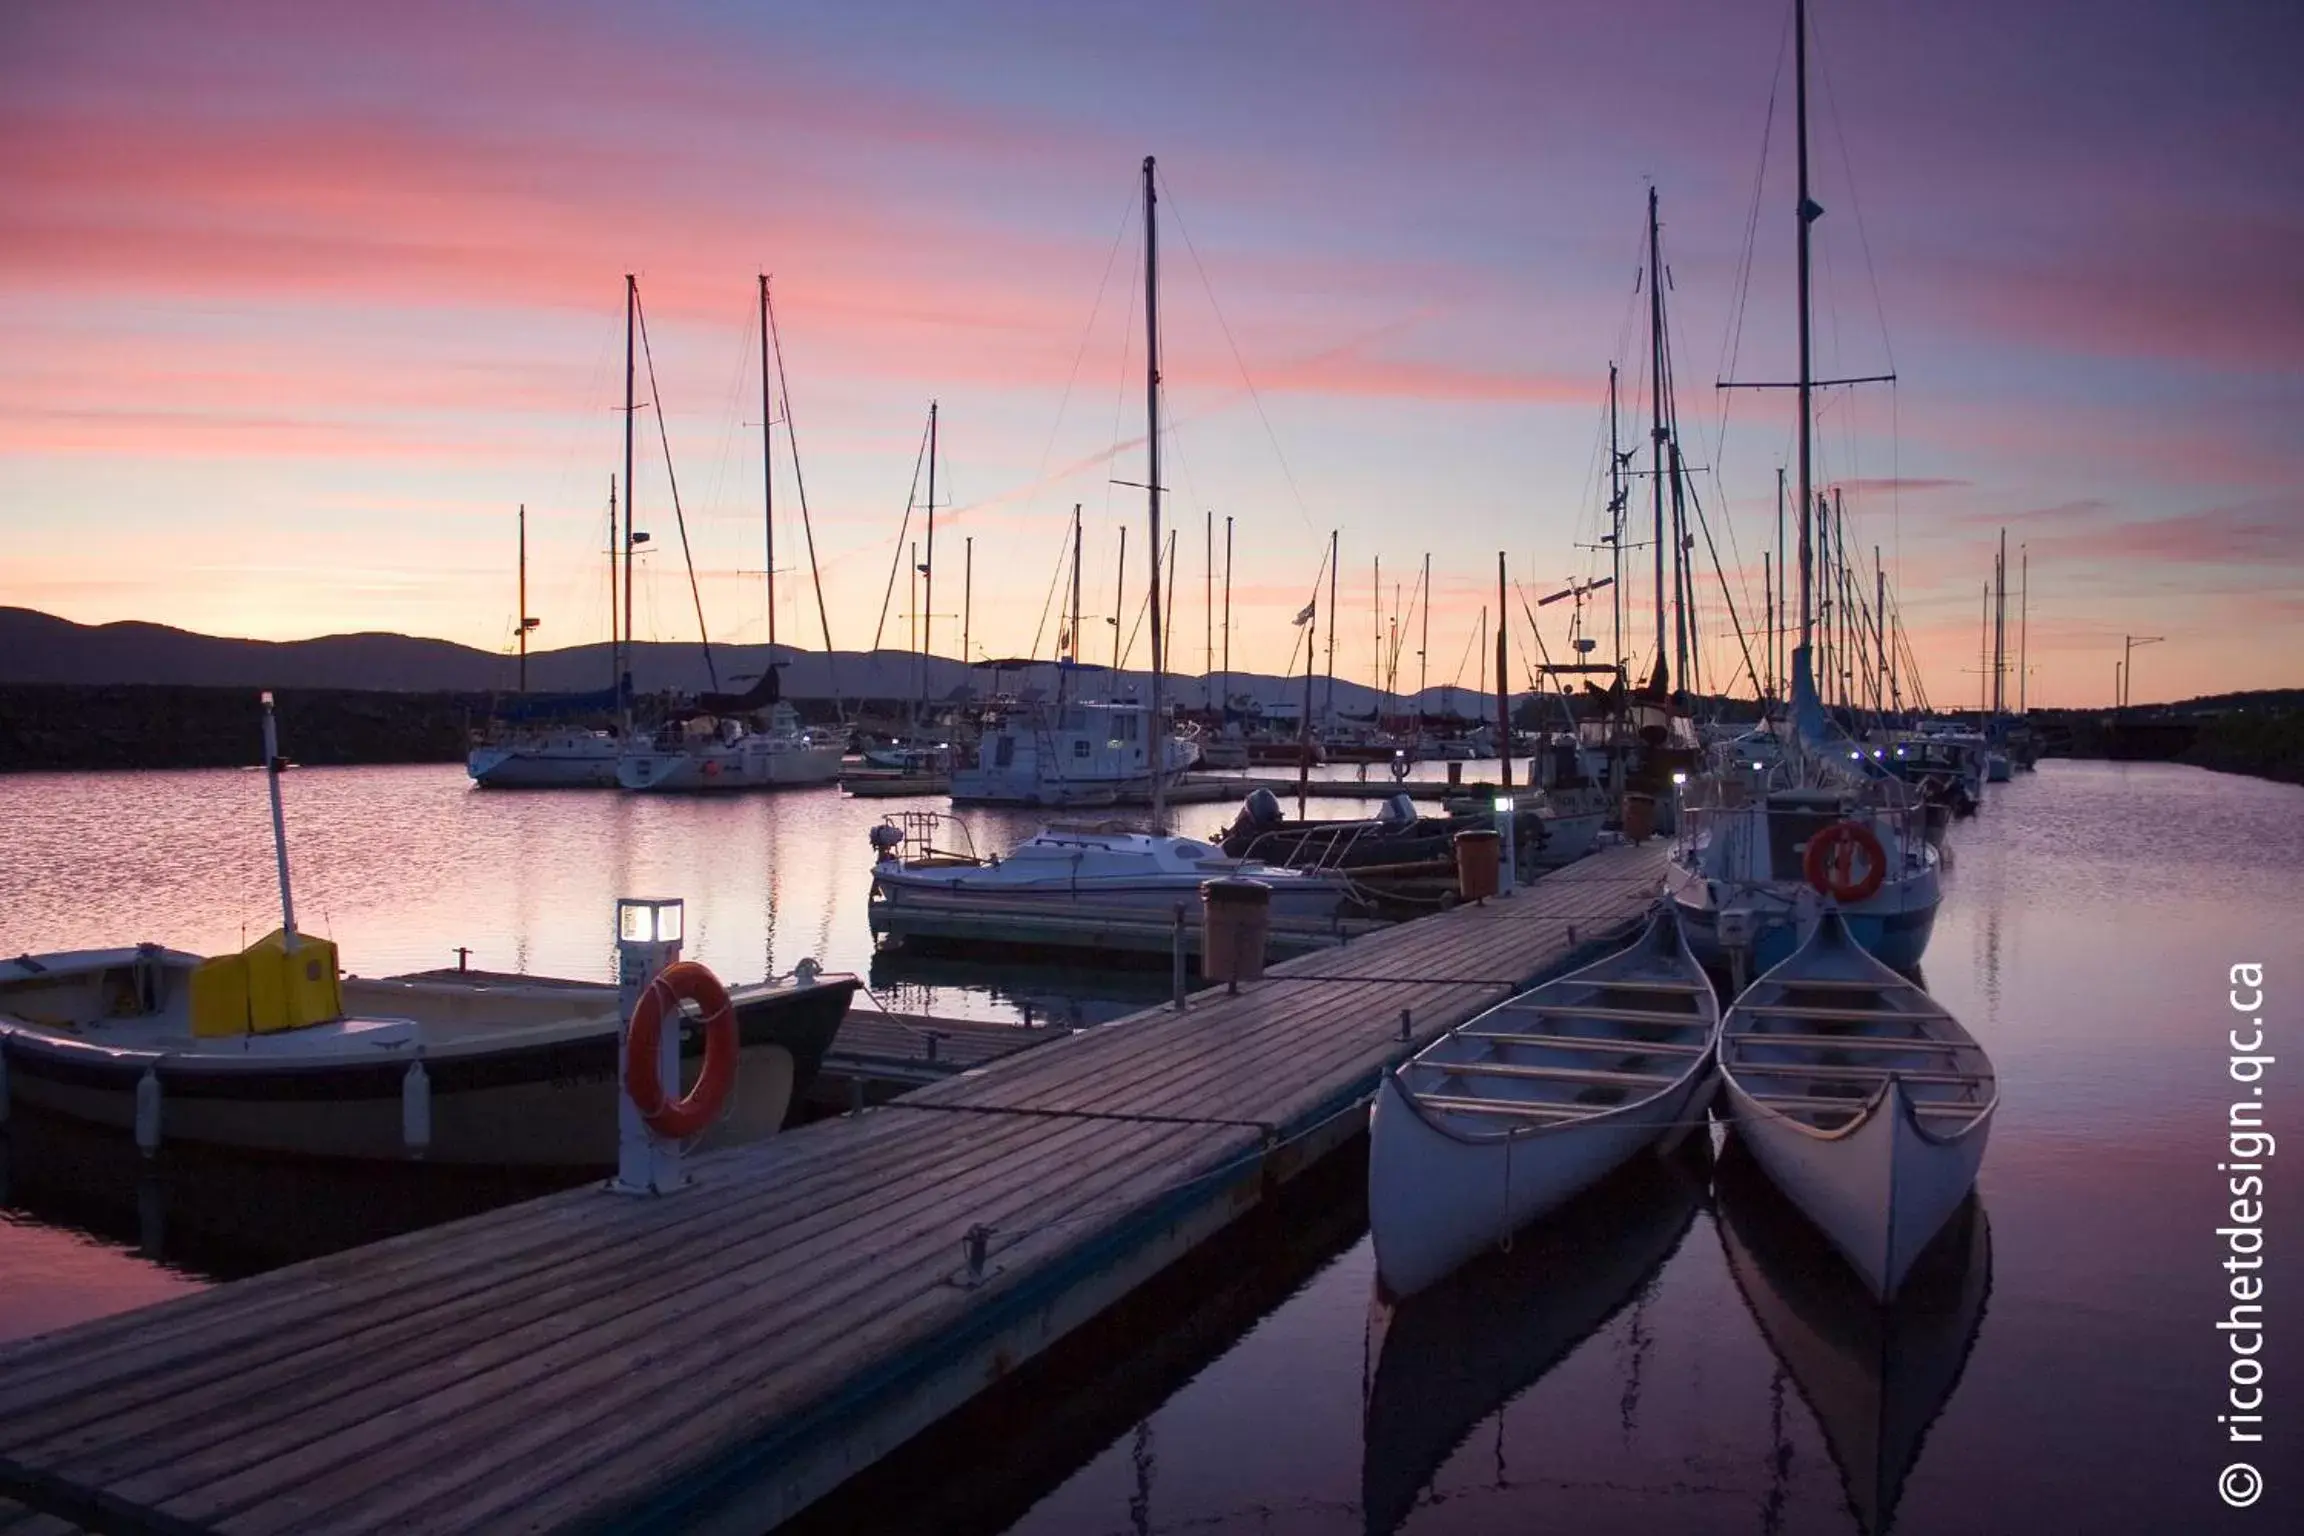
left=949, top=162, right=1199, bottom=812
left=1662, top=0, right=1940, bottom=973
left=467, top=500, right=625, bottom=789
left=615, top=276, right=843, bottom=794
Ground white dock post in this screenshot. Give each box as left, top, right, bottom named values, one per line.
left=612, top=897, right=686, bottom=1195
left=1492, top=794, right=1518, bottom=896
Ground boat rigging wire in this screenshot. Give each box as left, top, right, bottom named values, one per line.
left=633, top=286, right=719, bottom=692
left=873, top=411, right=935, bottom=653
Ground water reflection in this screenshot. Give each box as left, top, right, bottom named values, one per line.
left=1714, top=1139, right=1992, bottom=1536
left=0, top=1107, right=570, bottom=1282
left=1359, top=1143, right=1709, bottom=1536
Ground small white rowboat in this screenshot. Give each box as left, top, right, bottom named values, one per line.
left=1369, top=908, right=1721, bottom=1298
left=1719, top=905, right=1997, bottom=1301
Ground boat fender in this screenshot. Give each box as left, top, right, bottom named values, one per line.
left=135, top=1062, right=163, bottom=1156
left=1803, top=820, right=1887, bottom=903
left=625, top=960, right=739, bottom=1141
left=402, top=1049, right=432, bottom=1158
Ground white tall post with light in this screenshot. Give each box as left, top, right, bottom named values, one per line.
left=614, top=897, right=685, bottom=1195
left=1493, top=794, right=1518, bottom=896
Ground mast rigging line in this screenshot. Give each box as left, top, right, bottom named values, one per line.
left=632, top=287, right=719, bottom=693
left=872, top=412, right=936, bottom=653
left=762, top=285, right=840, bottom=702
left=1153, top=166, right=1319, bottom=543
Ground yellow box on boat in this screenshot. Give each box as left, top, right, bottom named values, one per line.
left=190, top=929, right=343, bottom=1037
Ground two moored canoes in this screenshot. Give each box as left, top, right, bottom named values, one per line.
left=1370, top=903, right=1996, bottom=1303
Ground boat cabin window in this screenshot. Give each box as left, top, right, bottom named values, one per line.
left=1073, top=739, right=1091, bottom=758
left=996, top=735, right=1016, bottom=767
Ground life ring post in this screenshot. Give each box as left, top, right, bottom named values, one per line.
left=612, top=896, right=691, bottom=1195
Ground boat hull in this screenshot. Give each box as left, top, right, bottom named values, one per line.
left=871, top=870, right=1349, bottom=923
left=1368, top=1068, right=1714, bottom=1298
left=617, top=744, right=843, bottom=792
left=1665, top=859, right=1939, bottom=972
left=0, top=977, right=858, bottom=1167
left=1722, top=1074, right=1992, bottom=1301
left=467, top=744, right=620, bottom=788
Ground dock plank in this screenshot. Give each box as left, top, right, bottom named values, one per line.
left=0, top=842, right=1666, bottom=1536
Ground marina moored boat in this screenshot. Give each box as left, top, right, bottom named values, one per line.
left=1367, top=908, right=1720, bottom=1297
left=468, top=724, right=623, bottom=788
left=1718, top=906, right=1996, bottom=1300
left=869, top=812, right=1357, bottom=922
left=0, top=944, right=858, bottom=1166
left=1715, top=1139, right=1994, bottom=1536
left=947, top=698, right=1198, bottom=807
left=617, top=699, right=843, bottom=792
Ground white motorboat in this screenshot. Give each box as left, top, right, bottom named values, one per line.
left=468, top=726, right=623, bottom=788
left=948, top=699, right=1198, bottom=808
left=0, top=944, right=857, bottom=1167
left=1718, top=906, right=1996, bottom=1300
left=618, top=701, right=843, bottom=792
left=1367, top=908, right=1720, bottom=1298
left=869, top=814, right=1355, bottom=922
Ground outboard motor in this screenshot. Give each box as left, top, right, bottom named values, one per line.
left=1224, top=788, right=1286, bottom=855
left=868, top=821, right=905, bottom=864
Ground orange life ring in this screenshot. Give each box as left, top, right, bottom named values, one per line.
left=624, top=960, right=739, bottom=1140
left=1803, top=820, right=1888, bottom=903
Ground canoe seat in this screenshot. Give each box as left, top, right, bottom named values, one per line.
left=1409, top=1093, right=1592, bottom=1121
left=1727, top=1061, right=1990, bottom=1087
left=1586, top=979, right=1713, bottom=994
left=1724, top=1030, right=1967, bottom=1051
left=1410, top=1059, right=1680, bottom=1087
left=1460, top=1029, right=1710, bottom=1055
left=1504, top=1003, right=1710, bottom=1027
left=1741, top=1090, right=1986, bottom=1119
left=1737, top=1002, right=1953, bottom=1023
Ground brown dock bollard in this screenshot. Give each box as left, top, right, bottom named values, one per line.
left=1453, top=828, right=1501, bottom=903
left=1201, top=877, right=1273, bottom=992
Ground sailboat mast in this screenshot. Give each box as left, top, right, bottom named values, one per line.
left=1221, top=514, right=1233, bottom=714
left=963, top=535, right=973, bottom=667
left=261, top=690, right=298, bottom=951
left=759, top=274, right=776, bottom=648
left=1325, top=529, right=1338, bottom=720
left=1204, top=510, right=1214, bottom=710
left=622, top=273, right=637, bottom=720
left=1112, top=526, right=1127, bottom=674
left=1142, top=154, right=1168, bottom=829
left=1647, top=187, right=1669, bottom=684
left=1992, top=528, right=2008, bottom=716
left=1420, top=552, right=1431, bottom=707
left=1495, top=552, right=1512, bottom=791
left=1072, top=503, right=1084, bottom=666
left=1606, top=362, right=1623, bottom=676
left=1775, top=466, right=1787, bottom=703
left=607, top=475, right=618, bottom=694
left=1795, top=0, right=1816, bottom=662
left=1373, top=554, right=1382, bottom=719
left=924, top=400, right=939, bottom=664
left=2019, top=544, right=2029, bottom=713
left=517, top=504, right=528, bottom=694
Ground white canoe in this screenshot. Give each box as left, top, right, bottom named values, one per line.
left=1719, top=906, right=1997, bottom=1301
left=1368, top=908, right=1720, bottom=1298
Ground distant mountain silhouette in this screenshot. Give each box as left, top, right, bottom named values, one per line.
left=0, top=607, right=1513, bottom=717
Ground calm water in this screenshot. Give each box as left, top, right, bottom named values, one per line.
left=3, top=760, right=2299, bottom=1533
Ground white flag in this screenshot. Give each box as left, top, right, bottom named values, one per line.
left=1293, top=600, right=1317, bottom=626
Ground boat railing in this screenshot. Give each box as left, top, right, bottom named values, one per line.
left=889, top=810, right=985, bottom=868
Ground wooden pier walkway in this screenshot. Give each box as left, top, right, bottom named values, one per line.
left=0, top=843, right=1665, bottom=1536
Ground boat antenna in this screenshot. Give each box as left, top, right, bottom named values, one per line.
left=261, top=691, right=299, bottom=951
left=1143, top=154, right=1168, bottom=831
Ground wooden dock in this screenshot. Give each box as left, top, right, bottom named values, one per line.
left=809, top=1010, right=1059, bottom=1107
left=0, top=843, right=1666, bottom=1536
left=866, top=889, right=1389, bottom=961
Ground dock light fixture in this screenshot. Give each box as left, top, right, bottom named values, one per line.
left=1492, top=794, right=1514, bottom=814
left=618, top=898, right=684, bottom=946
left=613, top=896, right=688, bottom=1196
left=1671, top=772, right=1687, bottom=786
left=1752, top=761, right=1766, bottom=771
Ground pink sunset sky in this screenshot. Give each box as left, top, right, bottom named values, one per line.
left=3, top=0, right=2298, bottom=707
